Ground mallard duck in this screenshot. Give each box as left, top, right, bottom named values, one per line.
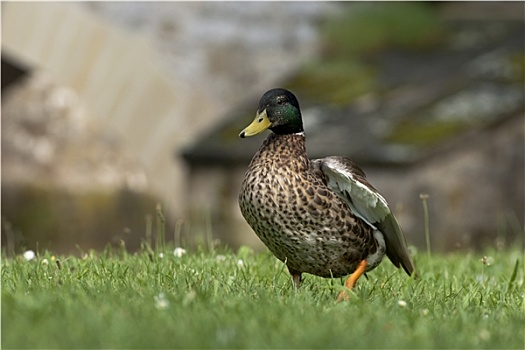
left=239, top=88, right=416, bottom=301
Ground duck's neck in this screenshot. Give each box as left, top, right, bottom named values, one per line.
left=256, top=132, right=309, bottom=171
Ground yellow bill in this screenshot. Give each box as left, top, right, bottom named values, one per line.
left=239, top=109, right=271, bottom=138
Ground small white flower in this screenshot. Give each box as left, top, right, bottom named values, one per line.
left=173, top=247, right=186, bottom=258
left=479, top=329, right=490, bottom=340
left=183, top=290, right=196, bottom=306
left=397, top=300, right=407, bottom=307
left=158, top=253, right=164, bottom=259
left=41, top=259, right=49, bottom=265
left=422, top=308, right=429, bottom=316
left=236, top=259, right=244, bottom=267
left=481, top=256, right=494, bottom=266
left=216, top=255, right=227, bottom=262
left=23, top=250, right=36, bottom=261
left=216, top=327, right=237, bottom=345
left=154, top=293, right=169, bottom=310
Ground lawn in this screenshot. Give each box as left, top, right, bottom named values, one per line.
left=2, top=244, right=524, bottom=349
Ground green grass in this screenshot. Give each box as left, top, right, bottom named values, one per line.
left=2, top=245, right=524, bottom=349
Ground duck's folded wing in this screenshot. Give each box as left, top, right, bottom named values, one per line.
left=312, top=156, right=416, bottom=277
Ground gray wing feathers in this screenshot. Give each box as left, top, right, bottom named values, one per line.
left=314, top=156, right=416, bottom=277
left=376, top=214, right=416, bottom=276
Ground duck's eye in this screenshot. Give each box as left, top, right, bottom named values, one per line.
left=277, top=98, right=285, bottom=106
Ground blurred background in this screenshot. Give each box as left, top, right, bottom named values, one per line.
left=2, top=1, right=523, bottom=255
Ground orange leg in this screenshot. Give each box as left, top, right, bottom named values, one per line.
left=336, top=260, right=367, bottom=302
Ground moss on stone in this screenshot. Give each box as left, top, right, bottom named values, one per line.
left=320, top=2, right=447, bottom=59
left=286, top=60, right=377, bottom=106
left=509, top=53, right=525, bottom=83
left=384, top=119, right=467, bottom=147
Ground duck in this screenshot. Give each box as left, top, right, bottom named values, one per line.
left=238, top=88, right=416, bottom=301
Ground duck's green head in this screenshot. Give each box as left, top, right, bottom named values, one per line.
left=239, top=88, right=304, bottom=138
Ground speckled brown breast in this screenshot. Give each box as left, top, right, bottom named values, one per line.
left=239, top=133, right=381, bottom=278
